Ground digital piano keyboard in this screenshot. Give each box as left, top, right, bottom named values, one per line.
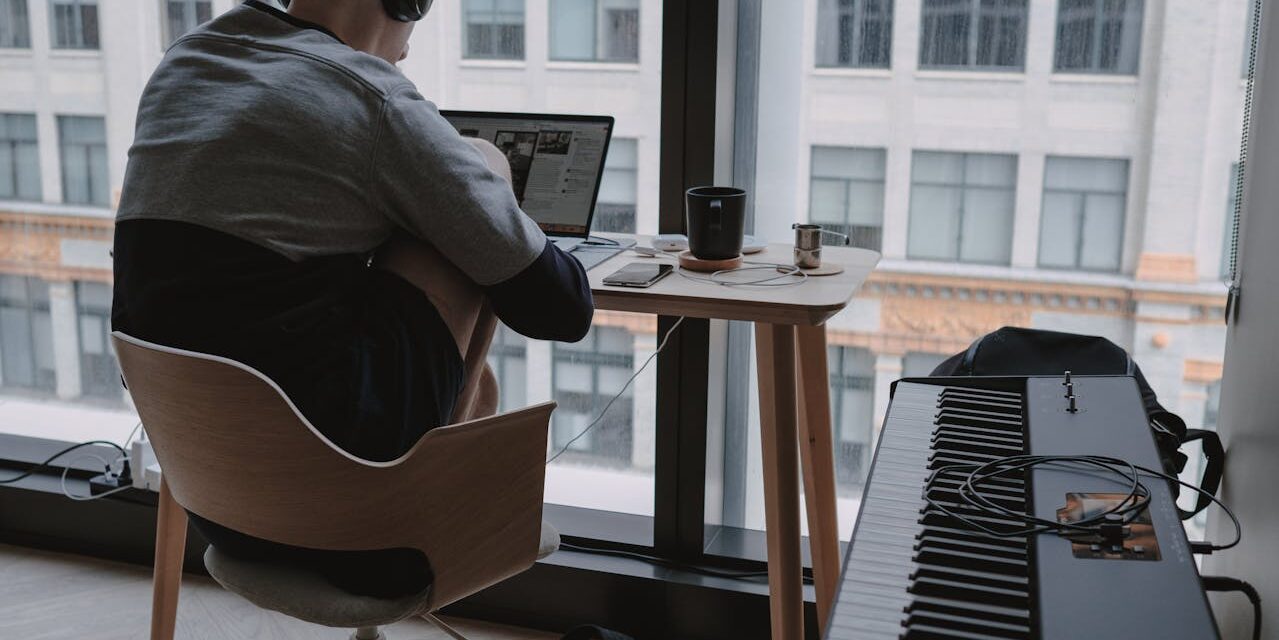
left=824, top=376, right=1218, bottom=640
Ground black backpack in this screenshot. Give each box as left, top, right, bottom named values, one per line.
left=930, top=326, right=1223, bottom=520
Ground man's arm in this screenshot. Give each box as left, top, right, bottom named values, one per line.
left=374, top=86, right=593, bottom=342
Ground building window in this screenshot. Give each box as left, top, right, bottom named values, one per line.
left=1038, top=156, right=1128, bottom=272
left=903, top=351, right=947, bottom=377
left=919, top=0, right=1028, bottom=71
left=809, top=146, right=886, bottom=251
left=49, top=0, right=99, bottom=49
left=0, top=276, right=55, bottom=393
left=162, top=0, right=213, bottom=48
left=552, top=326, right=633, bottom=465
left=463, top=0, right=524, bottom=60
left=0, top=114, right=42, bottom=202
left=593, top=137, right=637, bottom=234
left=75, top=281, right=120, bottom=400
left=486, top=325, right=527, bottom=413
left=549, top=0, right=639, bottom=63
left=815, top=0, right=892, bottom=69
left=57, top=116, right=108, bottom=206
left=907, top=150, right=1016, bottom=264
left=1054, top=0, right=1144, bottom=74
left=1224, top=163, right=1240, bottom=278
left=828, top=346, right=874, bottom=487
left=0, top=0, right=31, bottom=48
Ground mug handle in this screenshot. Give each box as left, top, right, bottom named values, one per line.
left=709, top=199, right=722, bottom=230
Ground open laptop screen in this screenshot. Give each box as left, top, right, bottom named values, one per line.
left=441, top=111, right=615, bottom=238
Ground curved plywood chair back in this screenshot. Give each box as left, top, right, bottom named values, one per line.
left=111, top=332, right=554, bottom=609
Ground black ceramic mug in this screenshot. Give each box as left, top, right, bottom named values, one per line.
left=685, top=186, right=747, bottom=260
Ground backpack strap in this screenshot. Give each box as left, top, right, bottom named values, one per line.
left=959, top=335, right=984, bottom=376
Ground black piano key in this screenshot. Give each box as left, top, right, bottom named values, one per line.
left=908, top=575, right=1030, bottom=610
left=904, top=622, right=1023, bottom=640
left=904, top=609, right=1031, bottom=638
left=913, top=547, right=1029, bottom=576
left=908, top=595, right=1032, bottom=627
left=911, top=563, right=1030, bottom=592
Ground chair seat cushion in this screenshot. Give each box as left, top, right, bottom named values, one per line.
left=538, top=520, right=560, bottom=559
left=204, top=520, right=560, bottom=628
left=204, top=546, right=432, bottom=628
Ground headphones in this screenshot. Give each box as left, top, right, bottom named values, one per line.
left=275, top=0, right=432, bottom=22
left=380, top=0, right=432, bottom=22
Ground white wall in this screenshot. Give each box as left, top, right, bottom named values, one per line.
left=1203, top=0, right=1279, bottom=636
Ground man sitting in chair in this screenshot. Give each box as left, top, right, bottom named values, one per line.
left=111, top=0, right=593, bottom=598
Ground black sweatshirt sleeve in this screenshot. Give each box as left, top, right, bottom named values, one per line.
left=484, top=240, right=594, bottom=342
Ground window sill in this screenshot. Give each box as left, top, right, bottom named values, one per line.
left=914, top=69, right=1025, bottom=83
left=0, top=48, right=34, bottom=57
left=1050, top=73, right=1140, bottom=85
left=879, top=258, right=1230, bottom=296
left=546, top=60, right=642, bottom=73
left=458, top=58, right=528, bottom=70
left=811, top=66, right=892, bottom=79
left=0, top=199, right=114, bottom=219
left=48, top=49, right=102, bottom=59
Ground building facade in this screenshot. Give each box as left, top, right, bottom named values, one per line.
left=0, top=0, right=1244, bottom=525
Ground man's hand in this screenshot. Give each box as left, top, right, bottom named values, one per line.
left=464, top=137, right=514, bottom=189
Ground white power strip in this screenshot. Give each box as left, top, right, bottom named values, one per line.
left=129, top=429, right=163, bottom=492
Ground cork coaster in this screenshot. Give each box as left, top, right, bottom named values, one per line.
left=679, top=251, right=743, bottom=272
left=779, top=262, right=845, bottom=276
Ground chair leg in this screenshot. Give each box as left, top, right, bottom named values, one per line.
left=424, top=613, right=470, bottom=640
left=151, top=478, right=188, bottom=640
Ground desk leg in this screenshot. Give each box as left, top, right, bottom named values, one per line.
left=796, top=325, right=841, bottom=632
left=755, top=322, right=804, bottom=640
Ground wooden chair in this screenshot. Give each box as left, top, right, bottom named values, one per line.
left=112, top=331, right=557, bottom=640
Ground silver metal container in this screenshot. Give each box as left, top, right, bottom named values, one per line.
left=793, top=223, right=825, bottom=268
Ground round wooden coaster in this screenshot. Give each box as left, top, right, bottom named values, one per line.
left=679, top=250, right=743, bottom=272
left=778, top=262, right=844, bottom=276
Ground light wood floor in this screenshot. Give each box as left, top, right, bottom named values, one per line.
left=0, top=543, right=558, bottom=640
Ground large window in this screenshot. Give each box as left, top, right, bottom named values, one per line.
left=918, top=0, right=1028, bottom=71
left=829, top=346, right=874, bottom=488
left=0, top=276, right=55, bottom=394
left=808, top=146, right=886, bottom=251
left=57, top=116, right=108, bottom=206
left=551, top=325, right=635, bottom=467
left=1038, top=156, right=1128, bottom=272
left=1054, top=0, right=1144, bottom=74
left=162, top=0, right=213, bottom=48
left=0, top=114, right=41, bottom=202
left=0, top=0, right=30, bottom=48
left=487, top=325, right=527, bottom=413
left=815, top=0, right=892, bottom=69
left=907, top=150, right=1016, bottom=264
left=75, top=281, right=119, bottom=401
left=463, top=0, right=525, bottom=60
left=593, top=137, right=637, bottom=233
left=549, top=0, right=639, bottom=63
left=49, top=0, right=99, bottom=50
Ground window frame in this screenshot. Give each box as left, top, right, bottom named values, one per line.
left=0, top=0, right=31, bottom=48
left=815, top=0, right=893, bottom=69
left=49, top=0, right=100, bottom=50
left=0, top=113, right=42, bottom=202
left=461, top=0, right=526, bottom=60
left=56, top=115, right=109, bottom=207
left=1036, top=155, right=1130, bottom=273
left=807, top=145, right=887, bottom=251
left=918, top=0, right=1029, bottom=72
left=906, top=150, right=1018, bottom=265
left=1052, top=0, right=1145, bottom=75
left=549, top=0, right=641, bottom=64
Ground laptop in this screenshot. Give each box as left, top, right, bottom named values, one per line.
left=441, top=110, right=615, bottom=253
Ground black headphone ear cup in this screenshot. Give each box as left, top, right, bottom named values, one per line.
left=381, top=0, right=432, bottom=22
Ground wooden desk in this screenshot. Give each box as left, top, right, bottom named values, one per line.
left=585, top=238, right=880, bottom=639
